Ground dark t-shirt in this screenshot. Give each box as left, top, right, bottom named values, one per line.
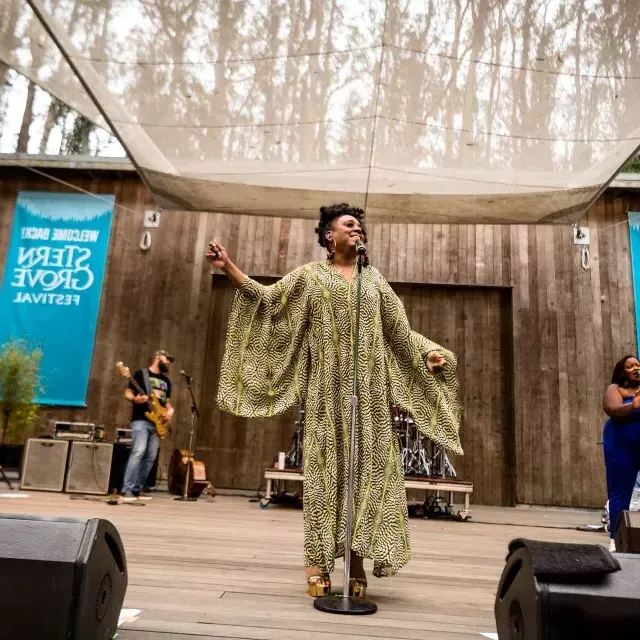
left=129, top=369, right=171, bottom=423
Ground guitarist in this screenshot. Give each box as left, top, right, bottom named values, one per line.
left=121, top=350, right=175, bottom=501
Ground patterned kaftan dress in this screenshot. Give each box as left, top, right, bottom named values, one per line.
left=218, top=261, right=461, bottom=577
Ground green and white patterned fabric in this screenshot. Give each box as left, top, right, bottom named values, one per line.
left=218, top=262, right=461, bottom=577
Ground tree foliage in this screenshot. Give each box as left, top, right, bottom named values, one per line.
left=622, top=156, right=640, bottom=174
left=0, top=339, right=42, bottom=443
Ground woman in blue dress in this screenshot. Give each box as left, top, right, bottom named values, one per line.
left=602, top=355, right=640, bottom=550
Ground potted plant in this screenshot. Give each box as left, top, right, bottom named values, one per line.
left=0, top=339, right=42, bottom=488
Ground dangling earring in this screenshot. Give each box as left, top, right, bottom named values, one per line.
left=326, top=237, right=336, bottom=260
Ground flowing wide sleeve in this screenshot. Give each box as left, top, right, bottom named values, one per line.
left=375, top=270, right=463, bottom=455
left=217, top=266, right=310, bottom=418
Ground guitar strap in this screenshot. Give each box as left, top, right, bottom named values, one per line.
left=142, top=368, right=153, bottom=397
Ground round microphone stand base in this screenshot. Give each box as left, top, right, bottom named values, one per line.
left=313, top=595, right=377, bottom=615
left=174, top=495, right=197, bottom=502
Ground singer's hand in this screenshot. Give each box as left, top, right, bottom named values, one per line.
left=633, top=394, right=640, bottom=410
left=425, top=351, right=446, bottom=374
left=205, top=239, right=230, bottom=270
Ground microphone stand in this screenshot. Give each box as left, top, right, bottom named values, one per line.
left=314, top=250, right=377, bottom=615
left=175, top=374, right=200, bottom=502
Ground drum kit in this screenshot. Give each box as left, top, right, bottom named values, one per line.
left=391, top=406, right=457, bottom=480
left=266, top=405, right=463, bottom=520
left=281, top=404, right=457, bottom=481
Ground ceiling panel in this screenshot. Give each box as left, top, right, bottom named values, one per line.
left=2, top=0, right=638, bottom=221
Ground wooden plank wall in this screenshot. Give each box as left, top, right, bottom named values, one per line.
left=198, top=280, right=513, bottom=506
left=0, top=166, right=638, bottom=508
left=395, top=284, right=514, bottom=507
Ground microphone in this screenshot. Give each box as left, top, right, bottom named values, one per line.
left=180, top=369, right=193, bottom=381
left=355, top=238, right=366, bottom=255
left=635, top=370, right=640, bottom=379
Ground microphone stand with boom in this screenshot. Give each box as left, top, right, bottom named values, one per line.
left=314, top=238, right=378, bottom=615
left=175, top=369, right=201, bottom=502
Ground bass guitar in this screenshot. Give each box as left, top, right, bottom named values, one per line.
left=116, top=361, right=171, bottom=439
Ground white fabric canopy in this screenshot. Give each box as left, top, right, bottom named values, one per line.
left=3, top=0, right=640, bottom=222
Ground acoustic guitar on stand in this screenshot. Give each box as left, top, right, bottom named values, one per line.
left=115, top=361, right=171, bottom=439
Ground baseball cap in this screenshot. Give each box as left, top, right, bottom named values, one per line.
left=154, top=349, right=175, bottom=363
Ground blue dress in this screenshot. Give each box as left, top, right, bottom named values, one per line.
left=603, top=395, right=640, bottom=539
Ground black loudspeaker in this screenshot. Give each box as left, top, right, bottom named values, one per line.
left=0, top=514, right=127, bottom=640
left=615, top=511, right=640, bottom=553
left=495, top=539, right=640, bottom=639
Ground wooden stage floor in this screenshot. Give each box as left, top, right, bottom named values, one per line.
left=0, top=491, right=606, bottom=639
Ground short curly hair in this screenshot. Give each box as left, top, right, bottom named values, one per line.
left=315, top=203, right=368, bottom=264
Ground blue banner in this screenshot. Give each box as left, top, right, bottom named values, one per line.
left=0, top=191, right=114, bottom=406
left=630, top=212, right=640, bottom=352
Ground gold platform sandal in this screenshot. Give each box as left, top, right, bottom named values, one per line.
left=307, top=574, right=331, bottom=597
left=349, top=578, right=368, bottom=599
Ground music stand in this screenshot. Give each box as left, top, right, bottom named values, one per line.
left=175, top=373, right=200, bottom=502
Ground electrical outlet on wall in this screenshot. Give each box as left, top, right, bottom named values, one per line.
left=573, top=225, right=590, bottom=245
left=144, top=207, right=161, bottom=228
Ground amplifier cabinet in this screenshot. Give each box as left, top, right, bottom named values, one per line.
left=20, top=438, right=69, bottom=492
left=64, top=442, right=114, bottom=495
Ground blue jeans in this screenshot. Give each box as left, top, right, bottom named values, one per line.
left=122, top=420, right=159, bottom=494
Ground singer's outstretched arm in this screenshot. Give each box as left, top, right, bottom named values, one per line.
left=216, top=265, right=310, bottom=417
left=205, top=239, right=247, bottom=288
left=375, top=267, right=462, bottom=455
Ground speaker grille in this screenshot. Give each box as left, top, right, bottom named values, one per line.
left=20, top=439, right=69, bottom=491
left=65, top=442, right=114, bottom=495
left=95, top=573, right=112, bottom=621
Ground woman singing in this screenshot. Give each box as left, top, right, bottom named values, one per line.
left=602, top=355, right=640, bottom=550
left=206, top=203, right=461, bottom=597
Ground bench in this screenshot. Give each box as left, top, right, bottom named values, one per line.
left=263, top=468, right=472, bottom=520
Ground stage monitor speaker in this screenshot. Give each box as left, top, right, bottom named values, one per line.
left=0, top=514, right=127, bottom=640
left=20, top=438, right=69, bottom=491
left=65, top=442, right=114, bottom=495
left=615, top=510, right=640, bottom=554
left=495, top=539, right=640, bottom=639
